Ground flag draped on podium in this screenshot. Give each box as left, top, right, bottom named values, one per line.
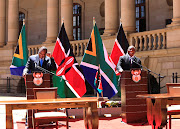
left=110, top=23, right=129, bottom=70
left=10, top=24, right=28, bottom=76
left=52, top=23, right=86, bottom=98
left=80, top=22, right=118, bottom=99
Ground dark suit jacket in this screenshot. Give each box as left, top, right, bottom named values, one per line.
left=23, top=54, right=56, bottom=75
left=116, top=53, right=141, bottom=72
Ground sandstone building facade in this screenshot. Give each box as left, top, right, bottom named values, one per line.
left=0, top=0, right=179, bottom=94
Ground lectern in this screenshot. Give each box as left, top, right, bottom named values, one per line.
left=121, top=70, right=148, bottom=123
left=26, top=73, right=52, bottom=128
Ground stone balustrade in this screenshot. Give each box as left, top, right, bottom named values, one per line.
left=28, top=39, right=89, bottom=56
left=28, top=44, right=42, bottom=56
left=27, top=29, right=168, bottom=56
left=70, top=39, right=89, bottom=56
left=129, top=28, right=168, bottom=51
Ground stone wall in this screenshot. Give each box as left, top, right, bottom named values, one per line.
left=0, top=47, right=25, bottom=94
left=136, top=48, right=180, bottom=93
left=19, top=0, right=47, bottom=45
left=148, top=0, right=173, bottom=30
left=0, top=0, right=179, bottom=95
left=15, top=0, right=173, bottom=45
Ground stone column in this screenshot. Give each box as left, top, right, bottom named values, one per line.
left=44, top=0, right=59, bottom=44
left=121, top=0, right=136, bottom=33
left=0, top=0, right=6, bottom=47
left=170, top=0, right=180, bottom=26
left=7, top=0, right=19, bottom=47
left=104, top=0, right=119, bottom=36
left=61, top=0, right=73, bottom=40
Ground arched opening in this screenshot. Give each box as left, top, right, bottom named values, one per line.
left=19, top=12, right=25, bottom=34
left=73, top=3, right=82, bottom=40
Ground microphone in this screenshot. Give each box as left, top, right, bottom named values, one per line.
left=34, top=62, right=37, bottom=68
left=160, top=75, right=166, bottom=78
left=131, top=58, right=142, bottom=68
left=36, top=65, right=68, bottom=82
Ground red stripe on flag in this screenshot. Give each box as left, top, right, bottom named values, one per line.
left=110, top=40, right=124, bottom=66
left=52, top=39, right=65, bottom=65
left=65, top=65, right=86, bottom=97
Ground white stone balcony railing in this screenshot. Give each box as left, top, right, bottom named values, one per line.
left=28, top=28, right=168, bottom=56
left=70, top=39, right=89, bottom=56
left=129, top=28, right=168, bottom=51
left=28, top=39, right=89, bottom=56
left=28, top=44, right=42, bottom=56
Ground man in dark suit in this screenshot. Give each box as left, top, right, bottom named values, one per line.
left=23, top=46, right=56, bottom=126
left=23, top=46, right=56, bottom=76
left=117, top=45, right=141, bottom=73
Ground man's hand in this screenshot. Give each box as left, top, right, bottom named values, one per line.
left=23, top=74, right=26, bottom=79
left=46, top=52, right=52, bottom=58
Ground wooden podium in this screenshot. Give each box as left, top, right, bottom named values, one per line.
left=26, top=73, right=52, bottom=128
left=120, top=70, right=148, bottom=123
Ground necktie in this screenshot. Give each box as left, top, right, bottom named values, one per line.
left=40, top=59, right=43, bottom=66
left=130, top=58, right=132, bottom=64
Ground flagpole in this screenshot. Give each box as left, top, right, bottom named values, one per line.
left=62, top=17, right=64, bottom=24
left=96, top=64, right=103, bottom=107
left=96, top=63, right=99, bottom=107
left=93, top=17, right=96, bottom=26
left=94, top=16, right=99, bottom=103
left=120, top=18, right=122, bottom=25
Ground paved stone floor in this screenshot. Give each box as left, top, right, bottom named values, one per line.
left=0, top=96, right=27, bottom=129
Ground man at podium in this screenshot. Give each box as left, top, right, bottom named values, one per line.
left=116, top=46, right=148, bottom=123
left=23, top=46, right=56, bottom=76
left=116, top=45, right=141, bottom=73
left=22, top=46, right=57, bottom=127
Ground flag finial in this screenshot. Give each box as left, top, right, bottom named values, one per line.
left=62, top=17, right=64, bottom=24
left=23, top=19, right=25, bottom=25
left=93, top=17, right=96, bottom=26
left=120, top=18, right=122, bottom=25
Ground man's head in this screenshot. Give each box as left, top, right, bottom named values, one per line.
left=38, top=46, right=47, bottom=59
left=127, top=46, right=136, bottom=57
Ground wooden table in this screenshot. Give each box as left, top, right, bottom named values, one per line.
left=137, top=94, right=180, bottom=129
left=0, top=97, right=108, bottom=129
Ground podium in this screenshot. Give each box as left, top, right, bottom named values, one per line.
left=26, top=73, right=52, bottom=128
left=120, top=70, right=148, bottom=123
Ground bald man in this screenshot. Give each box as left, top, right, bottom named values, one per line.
left=23, top=46, right=56, bottom=76
left=116, top=46, right=141, bottom=73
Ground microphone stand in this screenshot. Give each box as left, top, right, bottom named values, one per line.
left=36, top=65, right=68, bottom=82
left=132, top=59, right=165, bottom=94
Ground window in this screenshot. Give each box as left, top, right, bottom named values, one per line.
left=135, top=0, right=146, bottom=32
left=19, top=12, right=25, bottom=34
left=73, top=3, right=82, bottom=40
